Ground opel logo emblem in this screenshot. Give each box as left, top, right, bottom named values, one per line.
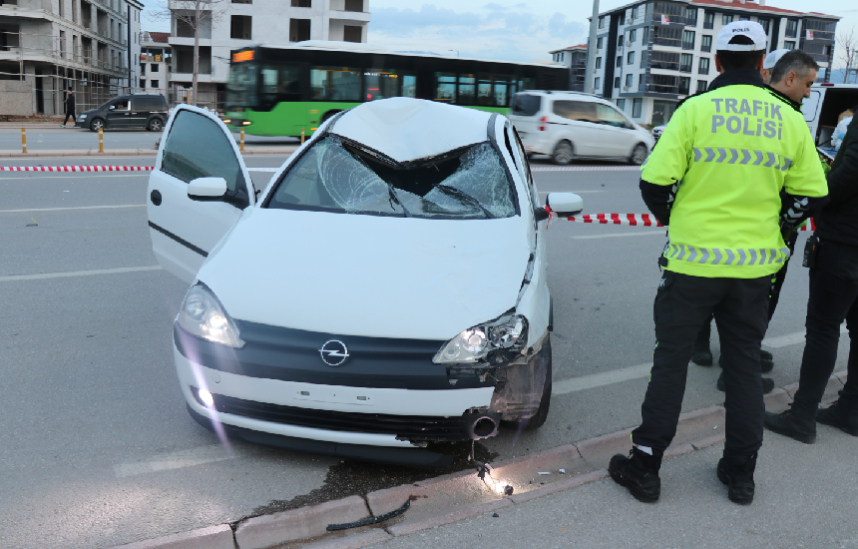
left=319, top=340, right=349, bottom=366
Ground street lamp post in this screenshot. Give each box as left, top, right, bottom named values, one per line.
left=585, top=0, right=600, bottom=95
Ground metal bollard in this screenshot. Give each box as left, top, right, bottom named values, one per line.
left=240, top=128, right=245, bottom=152
left=21, top=127, right=27, bottom=154
left=301, top=128, right=305, bottom=145
left=98, top=127, right=104, bottom=153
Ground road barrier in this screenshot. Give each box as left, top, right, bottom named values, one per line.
left=240, top=129, right=245, bottom=152
left=21, top=128, right=27, bottom=154
left=566, top=213, right=816, bottom=231
left=98, top=127, right=104, bottom=153
left=0, top=165, right=154, bottom=172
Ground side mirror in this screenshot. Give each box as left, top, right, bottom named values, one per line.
left=188, top=177, right=228, bottom=199
left=546, top=192, right=584, bottom=216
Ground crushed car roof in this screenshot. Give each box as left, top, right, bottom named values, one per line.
left=329, top=98, right=494, bottom=164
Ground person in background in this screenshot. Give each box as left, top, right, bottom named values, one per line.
left=608, top=22, right=828, bottom=506
left=760, top=49, right=790, bottom=84
left=833, top=107, right=856, bottom=151
left=60, top=89, right=76, bottom=128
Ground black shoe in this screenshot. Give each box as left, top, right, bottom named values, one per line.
left=692, top=348, right=713, bottom=366
left=717, top=453, right=757, bottom=505
left=716, top=373, right=774, bottom=394
left=817, top=392, right=858, bottom=436
left=764, top=407, right=817, bottom=444
left=760, top=350, right=773, bottom=361
left=609, top=448, right=661, bottom=503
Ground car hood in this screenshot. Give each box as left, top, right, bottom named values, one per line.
left=198, top=208, right=533, bottom=341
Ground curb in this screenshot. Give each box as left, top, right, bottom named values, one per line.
left=103, top=370, right=847, bottom=549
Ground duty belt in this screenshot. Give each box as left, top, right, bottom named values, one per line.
left=664, top=244, right=791, bottom=266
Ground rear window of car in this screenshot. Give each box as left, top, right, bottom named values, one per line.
left=511, top=94, right=542, bottom=117
left=133, top=96, right=166, bottom=111
left=266, top=135, right=516, bottom=219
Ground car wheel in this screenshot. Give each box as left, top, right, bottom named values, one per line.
left=630, top=143, right=649, bottom=165
left=89, top=118, right=104, bottom=132
left=321, top=110, right=342, bottom=124
left=147, top=117, right=164, bottom=132
left=508, top=335, right=552, bottom=431
left=552, top=141, right=574, bottom=165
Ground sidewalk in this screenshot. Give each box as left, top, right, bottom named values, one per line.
left=0, top=146, right=300, bottom=158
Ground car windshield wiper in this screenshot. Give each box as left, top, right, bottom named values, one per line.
left=433, top=185, right=494, bottom=219
left=387, top=185, right=410, bottom=217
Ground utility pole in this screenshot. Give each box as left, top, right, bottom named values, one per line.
left=585, top=0, right=600, bottom=95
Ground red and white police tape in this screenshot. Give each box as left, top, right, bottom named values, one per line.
left=566, top=213, right=816, bottom=231
left=0, top=165, right=153, bottom=172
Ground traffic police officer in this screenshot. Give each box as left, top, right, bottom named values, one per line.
left=609, top=21, right=828, bottom=505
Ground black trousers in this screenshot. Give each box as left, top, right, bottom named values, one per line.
left=63, top=111, right=76, bottom=125
left=695, top=230, right=799, bottom=349
left=793, top=240, right=858, bottom=411
left=633, top=271, right=770, bottom=460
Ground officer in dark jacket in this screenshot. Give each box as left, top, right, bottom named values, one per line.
left=765, top=116, right=858, bottom=442
left=61, top=89, right=76, bottom=127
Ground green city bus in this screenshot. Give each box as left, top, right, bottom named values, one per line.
left=224, top=41, right=570, bottom=137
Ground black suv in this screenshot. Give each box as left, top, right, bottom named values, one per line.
left=76, top=94, right=169, bottom=132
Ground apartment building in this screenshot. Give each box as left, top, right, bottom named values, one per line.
left=589, top=0, right=840, bottom=125
left=139, top=31, right=171, bottom=97
left=0, top=0, right=142, bottom=115
left=549, top=44, right=587, bottom=91
left=168, top=0, right=371, bottom=109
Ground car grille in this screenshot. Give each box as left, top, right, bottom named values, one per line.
left=197, top=389, right=471, bottom=441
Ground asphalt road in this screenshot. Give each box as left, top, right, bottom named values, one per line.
left=0, top=154, right=846, bottom=549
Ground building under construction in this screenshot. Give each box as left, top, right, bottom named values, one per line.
left=0, top=0, right=142, bottom=117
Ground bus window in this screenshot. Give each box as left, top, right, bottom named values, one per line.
left=478, top=75, right=512, bottom=107
left=459, top=74, right=476, bottom=105
left=435, top=73, right=456, bottom=102
left=402, top=75, right=417, bottom=98
left=261, top=64, right=301, bottom=102
left=364, top=70, right=407, bottom=101
left=311, top=67, right=362, bottom=102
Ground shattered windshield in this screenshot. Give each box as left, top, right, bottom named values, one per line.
left=266, top=135, right=516, bottom=219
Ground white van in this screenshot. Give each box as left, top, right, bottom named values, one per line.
left=801, top=83, right=858, bottom=148
left=508, top=91, right=655, bottom=165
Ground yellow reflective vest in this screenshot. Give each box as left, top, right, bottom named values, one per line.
left=642, top=84, right=828, bottom=278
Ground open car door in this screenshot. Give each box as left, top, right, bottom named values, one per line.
left=147, top=105, right=254, bottom=284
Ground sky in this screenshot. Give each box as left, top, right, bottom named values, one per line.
left=142, top=0, right=858, bottom=69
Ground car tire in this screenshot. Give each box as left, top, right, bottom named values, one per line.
left=552, top=141, right=574, bottom=165
left=89, top=118, right=104, bottom=132
left=147, top=117, right=164, bottom=132
left=629, top=143, right=649, bottom=165
left=320, top=110, right=342, bottom=124
left=509, top=336, right=552, bottom=431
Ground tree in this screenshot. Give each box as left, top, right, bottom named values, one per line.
left=836, top=27, right=858, bottom=84
left=150, top=0, right=225, bottom=106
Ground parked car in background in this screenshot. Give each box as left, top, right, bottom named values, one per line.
left=651, top=125, right=666, bottom=141
left=146, top=99, right=584, bottom=466
left=508, top=91, right=654, bottom=165
left=801, top=83, right=858, bottom=150
left=76, top=93, right=168, bottom=132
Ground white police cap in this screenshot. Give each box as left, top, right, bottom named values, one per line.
left=763, top=49, right=790, bottom=69
left=716, top=21, right=768, bottom=52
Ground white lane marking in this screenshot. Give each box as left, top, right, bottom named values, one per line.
left=0, top=204, right=144, bottom=214
left=762, top=325, right=847, bottom=348
left=0, top=265, right=162, bottom=282
left=247, top=167, right=280, bottom=173
left=553, top=362, right=653, bottom=395
left=572, top=230, right=666, bottom=240
left=114, top=445, right=234, bottom=478
left=0, top=174, right=147, bottom=180
left=538, top=190, right=604, bottom=194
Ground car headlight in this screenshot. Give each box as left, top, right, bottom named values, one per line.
left=177, top=284, right=245, bottom=348
left=434, top=314, right=528, bottom=365
left=79, top=114, right=87, bottom=120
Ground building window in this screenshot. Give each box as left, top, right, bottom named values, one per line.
left=680, top=53, right=693, bottom=73
left=233, top=0, right=252, bottom=4
left=343, top=25, right=362, bottom=42
left=628, top=51, right=635, bottom=64
left=151, top=63, right=159, bottom=72
left=618, top=34, right=624, bottom=46
left=758, top=18, right=770, bottom=33
left=617, top=98, right=626, bottom=111
left=704, top=11, right=715, bottom=29
left=739, top=16, right=750, bottom=21
left=616, top=56, right=622, bottom=67
left=629, top=29, right=636, bottom=43
left=614, top=76, right=620, bottom=88
left=653, top=26, right=682, bottom=48
left=230, top=15, right=252, bottom=39
left=679, top=77, right=690, bottom=95
left=595, top=57, right=602, bottom=69
left=630, top=7, right=638, bottom=19
left=697, top=80, right=707, bottom=93
left=140, top=63, right=145, bottom=75
left=599, top=16, right=606, bottom=29
left=597, top=37, right=603, bottom=49
left=642, top=27, right=648, bottom=44
left=291, top=0, right=311, bottom=6
left=639, top=73, right=645, bottom=89
left=594, top=77, right=601, bottom=90
left=701, top=35, right=712, bottom=53
left=698, top=57, right=710, bottom=74
left=151, top=80, right=159, bottom=88
left=344, top=0, right=363, bottom=11
left=685, top=7, right=697, bottom=25
left=632, top=98, right=642, bottom=118
left=289, top=18, right=310, bottom=42
left=625, top=73, right=633, bottom=87
left=682, top=30, right=695, bottom=50
left=786, top=19, right=798, bottom=38
left=139, top=78, right=144, bottom=88
left=722, top=14, right=733, bottom=25
left=785, top=41, right=795, bottom=50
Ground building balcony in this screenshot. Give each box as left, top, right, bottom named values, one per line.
left=168, top=36, right=212, bottom=47
left=329, top=10, right=371, bottom=23
left=169, top=72, right=213, bottom=83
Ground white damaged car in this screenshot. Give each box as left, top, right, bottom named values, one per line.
left=147, top=98, right=583, bottom=467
